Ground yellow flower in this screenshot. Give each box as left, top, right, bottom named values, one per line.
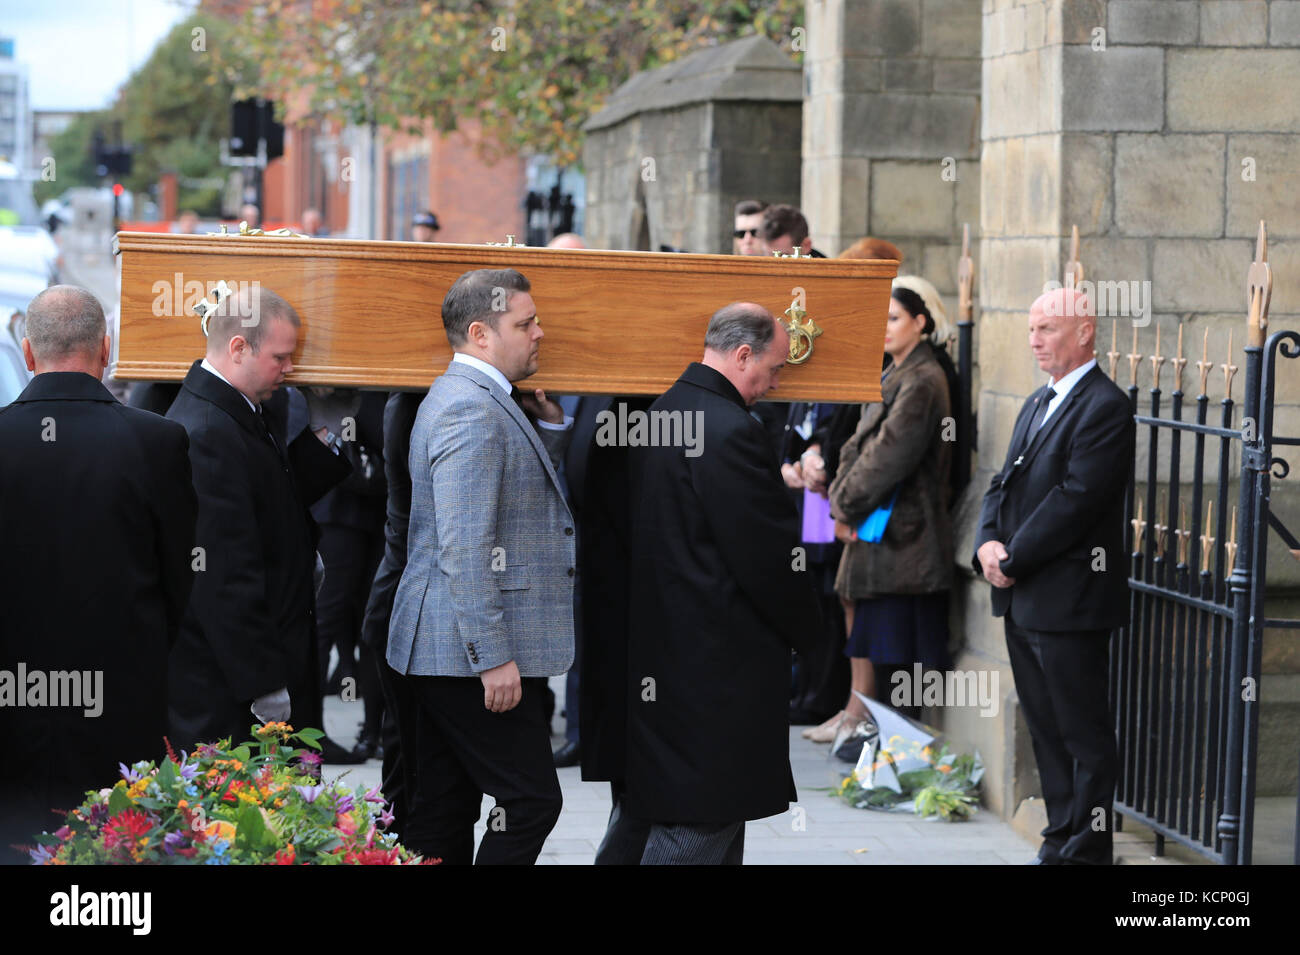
left=205, top=821, right=236, bottom=842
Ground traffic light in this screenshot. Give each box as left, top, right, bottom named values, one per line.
left=112, top=183, right=124, bottom=197
left=230, top=99, right=284, bottom=161
left=94, top=142, right=132, bottom=177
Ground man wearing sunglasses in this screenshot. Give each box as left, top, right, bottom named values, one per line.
left=732, top=199, right=768, bottom=256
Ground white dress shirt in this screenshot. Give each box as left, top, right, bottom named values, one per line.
left=200, top=357, right=257, bottom=412
left=451, top=352, right=572, bottom=430
left=1040, top=357, right=1097, bottom=430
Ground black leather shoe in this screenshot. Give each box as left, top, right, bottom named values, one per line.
left=552, top=741, right=581, bottom=768
left=320, top=734, right=366, bottom=764
left=353, top=730, right=382, bottom=762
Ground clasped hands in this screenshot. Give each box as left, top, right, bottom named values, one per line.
left=781, top=444, right=829, bottom=496
left=977, top=540, right=1016, bottom=588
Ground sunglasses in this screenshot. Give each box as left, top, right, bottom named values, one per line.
left=733, top=228, right=760, bottom=239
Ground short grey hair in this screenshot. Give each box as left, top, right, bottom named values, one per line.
left=704, top=302, right=776, bottom=356
left=25, top=285, right=106, bottom=360
left=207, top=285, right=300, bottom=353
left=442, top=269, right=531, bottom=347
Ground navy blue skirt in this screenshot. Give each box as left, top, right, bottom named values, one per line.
left=844, top=592, right=951, bottom=669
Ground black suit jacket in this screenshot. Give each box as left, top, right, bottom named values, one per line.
left=165, top=361, right=350, bottom=747
left=973, top=364, right=1134, bottom=632
left=360, top=391, right=423, bottom=652
left=0, top=372, right=196, bottom=858
left=625, top=363, right=821, bottom=823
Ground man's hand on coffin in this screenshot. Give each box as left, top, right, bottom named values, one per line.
left=518, top=387, right=564, bottom=424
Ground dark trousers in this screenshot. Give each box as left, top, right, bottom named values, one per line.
left=640, top=820, right=746, bottom=865
left=375, top=661, right=414, bottom=833
left=403, top=675, right=562, bottom=865
left=595, top=783, right=652, bottom=865
left=316, top=524, right=385, bottom=734
left=790, top=564, right=849, bottom=721
left=1004, top=614, right=1117, bottom=865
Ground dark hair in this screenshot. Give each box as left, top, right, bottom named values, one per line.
left=442, top=269, right=531, bottom=346
left=891, top=286, right=935, bottom=337
left=760, top=204, right=809, bottom=244
left=735, top=199, right=768, bottom=217
left=704, top=302, right=776, bottom=356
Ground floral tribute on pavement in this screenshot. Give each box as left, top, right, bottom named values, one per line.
left=29, top=722, right=436, bottom=865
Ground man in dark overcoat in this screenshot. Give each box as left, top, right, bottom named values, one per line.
left=624, top=302, right=822, bottom=865
left=166, top=285, right=350, bottom=748
left=0, top=286, right=196, bottom=862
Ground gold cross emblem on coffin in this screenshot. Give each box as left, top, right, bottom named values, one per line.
left=110, top=233, right=897, bottom=403
left=782, top=299, right=823, bottom=365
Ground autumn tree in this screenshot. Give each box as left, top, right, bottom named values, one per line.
left=217, top=0, right=805, bottom=166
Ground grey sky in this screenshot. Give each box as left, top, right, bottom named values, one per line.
left=1, top=0, right=192, bottom=111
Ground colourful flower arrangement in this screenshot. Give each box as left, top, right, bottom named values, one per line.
left=29, top=723, right=436, bottom=865
left=833, top=741, right=984, bottom=821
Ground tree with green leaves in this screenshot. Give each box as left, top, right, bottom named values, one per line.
left=35, top=12, right=248, bottom=214
left=218, top=0, right=805, bottom=167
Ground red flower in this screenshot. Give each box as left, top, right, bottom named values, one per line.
left=102, top=809, right=154, bottom=858
left=272, top=845, right=297, bottom=865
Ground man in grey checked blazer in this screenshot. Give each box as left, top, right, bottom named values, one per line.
left=387, top=268, right=575, bottom=865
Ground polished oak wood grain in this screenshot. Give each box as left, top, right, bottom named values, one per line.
left=113, top=233, right=894, bottom=402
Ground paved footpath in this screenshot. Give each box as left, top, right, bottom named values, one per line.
left=323, top=677, right=1033, bottom=865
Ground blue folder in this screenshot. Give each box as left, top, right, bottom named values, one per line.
left=855, top=486, right=900, bottom=543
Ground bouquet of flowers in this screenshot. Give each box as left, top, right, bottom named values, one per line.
left=828, top=692, right=983, bottom=821
left=29, top=723, right=435, bottom=865
left=834, top=741, right=984, bottom=821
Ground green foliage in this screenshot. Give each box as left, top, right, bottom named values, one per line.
left=834, top=743, right=984, bottom=822
left=29, top=724, right=432, bottom=865
left=34, top=11, right=242, bottom=215
left=218, top=0, right=805, bottom=166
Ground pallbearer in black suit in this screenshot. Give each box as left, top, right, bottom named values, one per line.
left=974, top=287, right=1135, bottom=865
left=0, top=286, right=197, bottom=862
left=166, top=285, right=350, bottom=749
left=625, top=303, right=821, bottom=865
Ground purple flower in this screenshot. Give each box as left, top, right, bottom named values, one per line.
left=194, top=742, right=221, bottom=760
left=296, top=752, right=323, bottom=779
left=119, top=762, right=143, bottom=783
left=29, top=844, right=54, bottom=865
left=162, top=831, right=189, bottom=856
left=377, top=807, right=395, bottom=828
left=334, top=793, right=355, bottom=815
left=86, top=802, right=109, bottom=825
left=178, top=757, right=200, bottom=782
left=294, top=784, right=325, bottom=803
left=364, top=786, right=385, bottom=804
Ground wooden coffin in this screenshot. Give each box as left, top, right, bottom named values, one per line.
left=112, top=233, right=895, bottom=402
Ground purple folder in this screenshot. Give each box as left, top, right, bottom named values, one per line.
left=801, top=488, right=837, bottom=543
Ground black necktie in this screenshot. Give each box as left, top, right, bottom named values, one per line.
left=510, top=387, right=534, bottom=422
left=256, top=406, right=285, bottom=461
left=1020, top=386, right=1056, bottom=453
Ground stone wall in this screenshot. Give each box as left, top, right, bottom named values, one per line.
left=959, top=0, right=1300, bottom=815
left=802, top=0, right=981, bottom=295
left=583, top=37, right=803, bottom=254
